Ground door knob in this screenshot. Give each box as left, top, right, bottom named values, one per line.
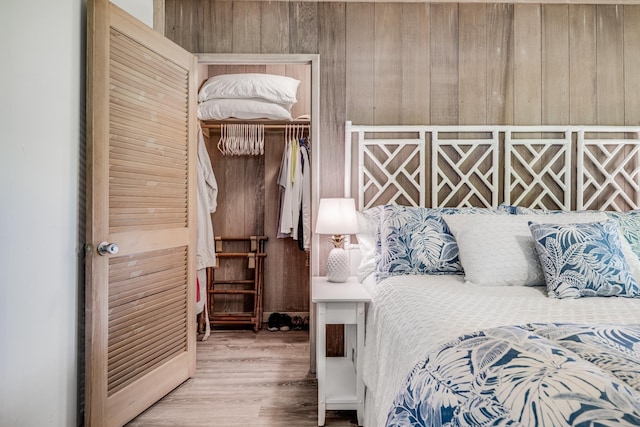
left=97, top=242, right=119, bottom=256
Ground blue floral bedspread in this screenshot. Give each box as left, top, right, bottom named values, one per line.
left=386, top=323, right=640, bottom=426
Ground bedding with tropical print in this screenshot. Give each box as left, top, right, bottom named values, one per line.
left=386, top=323, right=640, bottom=427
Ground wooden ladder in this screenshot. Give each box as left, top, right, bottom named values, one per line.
left=207, top=236, right=267, bottom=331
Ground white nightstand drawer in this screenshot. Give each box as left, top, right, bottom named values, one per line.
left=322, top=302, right=357, bottom=324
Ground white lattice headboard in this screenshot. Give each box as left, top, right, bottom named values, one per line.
left=344, top=122, right=640, bottom=212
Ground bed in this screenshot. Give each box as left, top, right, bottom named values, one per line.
left=340, top=123, right=640, bottom=427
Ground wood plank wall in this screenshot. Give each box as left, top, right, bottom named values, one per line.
left=166, top=1, right=640, bottom=314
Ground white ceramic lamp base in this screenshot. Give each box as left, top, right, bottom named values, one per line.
left=326, top=247, right=350, bottom=283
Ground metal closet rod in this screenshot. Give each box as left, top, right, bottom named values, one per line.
left=200, top=120, right=310, bottom=130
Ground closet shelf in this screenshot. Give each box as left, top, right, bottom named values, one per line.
left=200, top=119, right=310, bottom=130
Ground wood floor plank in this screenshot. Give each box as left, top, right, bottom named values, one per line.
left=126, top=330, right=357, bottom=426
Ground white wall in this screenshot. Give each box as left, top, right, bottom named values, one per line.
left=0, top=0, right=83, bottom=425
left=0, top=2, right=157, bottom=424
left=110, top=0, right=153, bottom=27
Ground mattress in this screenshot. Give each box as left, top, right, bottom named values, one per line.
left=361, top=274, right=640, bottom=427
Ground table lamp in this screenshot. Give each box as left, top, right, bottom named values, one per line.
left=315, top=198, right=359, bottom=282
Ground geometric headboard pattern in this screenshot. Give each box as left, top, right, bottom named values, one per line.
left=344, top=121, right=640, bottom=212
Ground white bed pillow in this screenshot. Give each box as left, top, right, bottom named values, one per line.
left=355, top=207, right=384, bottom=282
left=197, top=98, right=293, bottom=121
left=443, top=212, right=609, bottom=286
left=198, top=73, right=300, bottom=105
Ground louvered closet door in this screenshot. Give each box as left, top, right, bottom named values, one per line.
left=86, top=1, right=198, bottom=426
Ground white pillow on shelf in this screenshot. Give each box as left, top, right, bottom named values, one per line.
left=198, top=73, right=300, bottom=106
left=197, top=98, right=293, bottom=121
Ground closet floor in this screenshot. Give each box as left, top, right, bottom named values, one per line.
left=126, top=330, right=358, bottom=426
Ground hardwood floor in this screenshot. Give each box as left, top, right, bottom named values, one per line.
left=127, top=330, right=358, bottom=426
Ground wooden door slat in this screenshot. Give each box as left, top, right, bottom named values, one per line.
left=109, top=258, right=187, bottom=284
left=108, top=197, right=186, bottom=209
left=110, top=122, right=189, bottom=151
left=108, top=337, right=186, bottom=394
left=108, top=310, right=185, bottom=355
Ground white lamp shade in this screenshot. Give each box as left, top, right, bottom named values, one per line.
left=314, top=198, right=359, bottom=235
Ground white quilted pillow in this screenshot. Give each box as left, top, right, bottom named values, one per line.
left=443, top=212, right=609, bottom=286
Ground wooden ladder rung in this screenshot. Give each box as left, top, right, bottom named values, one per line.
left=215, top=236, right=268, bottom=252
left=211, top=317, right=255, bottom=324
left=216, top=252, right=267, bottom=258
left=211, top=289, right=256, bottom=295
left=215, top=236, right=268, bottom=242
left=212, top=279, right=254, bottom=285
left=211, top=313, right=255, bottom=318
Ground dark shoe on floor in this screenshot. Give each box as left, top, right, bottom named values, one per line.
left=302, top=316, right=309, bottom=331
left=279, top=313, right=292, bottom=332
left=291, top=315, right=303, bottom=330
left=267, top=313, right=281, bottom=332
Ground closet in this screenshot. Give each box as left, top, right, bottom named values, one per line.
left=197, top=58, right=316, bottom=329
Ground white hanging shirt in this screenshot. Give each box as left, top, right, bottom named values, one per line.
left=196, top=127, right=218, bottom=271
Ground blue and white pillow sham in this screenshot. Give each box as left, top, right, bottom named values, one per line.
left=529, top=219, right=640, bottom=298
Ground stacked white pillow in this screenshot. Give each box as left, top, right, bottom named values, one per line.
left=197, top=73, right=300, bottom=120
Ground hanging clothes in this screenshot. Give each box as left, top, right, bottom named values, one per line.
left=278, top=134, right=298, bottom=237
left=277, top=138, right=293, bottom=238
left=196, top=127, right=218, bottom=316
left=277, top=126, right=311, bottom=250
left=289, top=138, right=303, bottom=241
left=299, top=141, right=311, bottom=250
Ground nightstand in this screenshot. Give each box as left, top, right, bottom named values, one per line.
left=312, top=276, right=371, bottom=426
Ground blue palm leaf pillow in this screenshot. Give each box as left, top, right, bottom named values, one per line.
left=528, top=219, right=640, bottom=298
left=376, top=205, right=461, bottom=281
left=375, top=205, right=500, bottom=281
